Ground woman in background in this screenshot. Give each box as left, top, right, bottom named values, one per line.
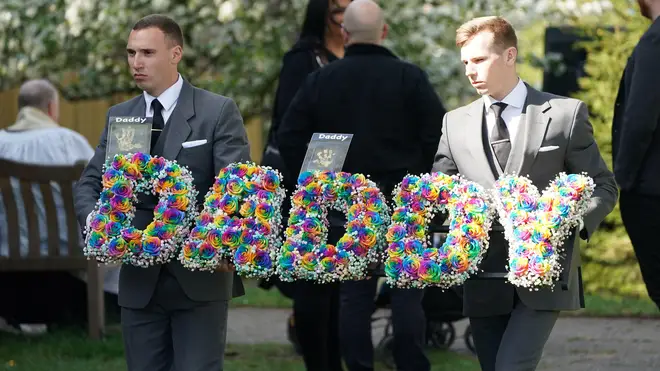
left=260, top=0, right=350, bottom=370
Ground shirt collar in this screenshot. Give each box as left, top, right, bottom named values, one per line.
left=483, top=78, right=527, bottom=110
left=143, top=74, right=183, bottom=111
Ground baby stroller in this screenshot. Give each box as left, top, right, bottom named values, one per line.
left=372, top=281, right=476, bottom=368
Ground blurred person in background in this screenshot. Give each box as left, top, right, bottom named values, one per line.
left=259, top=1, right=351, bottom=370
left=0, top=79, right=119, bottom=334
left=612, top=0, right=660, bottom=311
left=278, top=1, right=447, bottom=370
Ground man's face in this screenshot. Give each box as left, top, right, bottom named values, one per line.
left=638, top=0, right=652, bottom=19
left=461, top=31, right=515, bottom=99
left=127, top=27, right=181, bottom=96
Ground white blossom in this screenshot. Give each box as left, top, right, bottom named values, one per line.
left=218, top=0, right=237, bottom=23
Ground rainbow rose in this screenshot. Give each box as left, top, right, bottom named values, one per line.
left=255, top=203, right=275, bottom=221
left=131, top=152, right=150, bottom=170
left=107, top=237, right=127, bottom=257
left=90, top=214, right=109, bottom=232
left=162, top=208, right=186, bottom=225
left=182, top=241, right=200, bottom=259
left=109, top=210, right=127, bottom=224
left=146, top=157, right=166, bottom=174
left=142, top=236, right=161, bottom=256
left=219, top=195, right=239, bottom=215
left=226, top=178, right=245, bottom=196
left=221, top=228, right=241, bottom=248
left=104, top=221, right=122, bottom=237
left=110, top=196, right=132, bottom=213
left=199, top=242, right=216, bottom=260
left=167, top=194, right=190, bottom=211
left=102, top=169, right=123, bottom=189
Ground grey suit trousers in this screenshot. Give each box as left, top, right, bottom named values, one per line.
left=121, top=267, right=229, bottom=371
left=469, top=293, right=558, bottom=371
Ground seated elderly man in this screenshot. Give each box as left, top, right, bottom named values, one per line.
left=0, top=79, right=119, bottom=333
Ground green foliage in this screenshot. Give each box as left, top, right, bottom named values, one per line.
left=0, top=0, right=304, bottom=117
left=566, top=0, right=649, bottom=297
left=0, top=0, right=538, bottom=115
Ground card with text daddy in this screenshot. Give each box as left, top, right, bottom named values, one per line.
left=299, top=133, right=354, bottom=176
left=105, top=116, right=153, bottom=162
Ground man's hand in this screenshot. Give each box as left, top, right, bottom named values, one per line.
left=216, top=260, right=235, bottom=273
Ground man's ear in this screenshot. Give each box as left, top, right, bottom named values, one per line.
left=171, top=45, right=183, bottom=64
left=382, top=23, right=389, bottom=40
left=47, top=100, right=58, bottom=122
left=506, top=46, right=517, bottom=65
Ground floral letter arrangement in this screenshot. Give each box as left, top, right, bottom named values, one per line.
left=83, top=153, right=198, bottom=267
left=492, top=173, right=594, bottom=289
left=85, top=155, right=595, bottom=291
left=179, top=163, right=286, bottom=279
left=384, top=172, right=494, bottom=289
left=276, top=171, right=391, bottom=283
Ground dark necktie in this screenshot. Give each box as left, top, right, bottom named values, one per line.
left=489, top=102, right=510, bottom=171
left=150, top=99, right=164, bottom=153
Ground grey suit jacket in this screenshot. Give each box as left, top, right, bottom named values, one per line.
left=74, top=79, right=251, bottom=309
left=433, top=84, right=618, bottom=316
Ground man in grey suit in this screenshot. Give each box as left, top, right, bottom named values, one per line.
left=74, top=15, right=250, bottom=371
left=432, top=16, right=618, bottom=371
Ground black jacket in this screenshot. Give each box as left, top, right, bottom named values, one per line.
left=612, top=17, right=660, bottom=196
left=262, top=39, right=337, bottom=189
left=277, top=43, right=446, bottom=197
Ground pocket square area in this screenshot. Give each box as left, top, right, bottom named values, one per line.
left=538, top=145, right=559, bottom=152
left=181, top=139, right=207, bottom=148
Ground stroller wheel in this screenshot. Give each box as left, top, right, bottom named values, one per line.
left=286, top=314, right=303, bottom=356
left=425, top=320, right=456, bottom=349
left=375, top=334, right=396, bottom=370
left=464, top=324, right=476, bottom=354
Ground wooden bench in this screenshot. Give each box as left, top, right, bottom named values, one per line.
left=0, top=159, right=105, bottom=339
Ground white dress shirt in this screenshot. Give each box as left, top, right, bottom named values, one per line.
left=483, top=78, right=528, bottom=145
left=143, top=74, right=184, bottom=125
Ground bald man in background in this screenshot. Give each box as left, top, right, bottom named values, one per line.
left=278, top=1, right=445, bottom=369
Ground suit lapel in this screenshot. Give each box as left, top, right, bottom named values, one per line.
left=464, top=100, right=497, bottom=183
left=160, top=80, right=194, bottom=160
left=517, top=86, right=551, bottom=177
left=131, top=95, right=146, bottom=117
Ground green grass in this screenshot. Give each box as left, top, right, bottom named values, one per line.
left=230, top=279, right=292, bottom=308
left=0, top=327, right=479, bottom=371
left=570, top=294, right=659, bottom=318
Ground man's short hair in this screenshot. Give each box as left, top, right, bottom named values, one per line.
left=132, top=14, right=184, bottom=48
left=17, top=79, right=58, bottom=111
left=455, top=16, right=518, bottom=51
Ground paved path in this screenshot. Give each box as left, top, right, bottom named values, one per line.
left=226, top=307, right=660, bottom=371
